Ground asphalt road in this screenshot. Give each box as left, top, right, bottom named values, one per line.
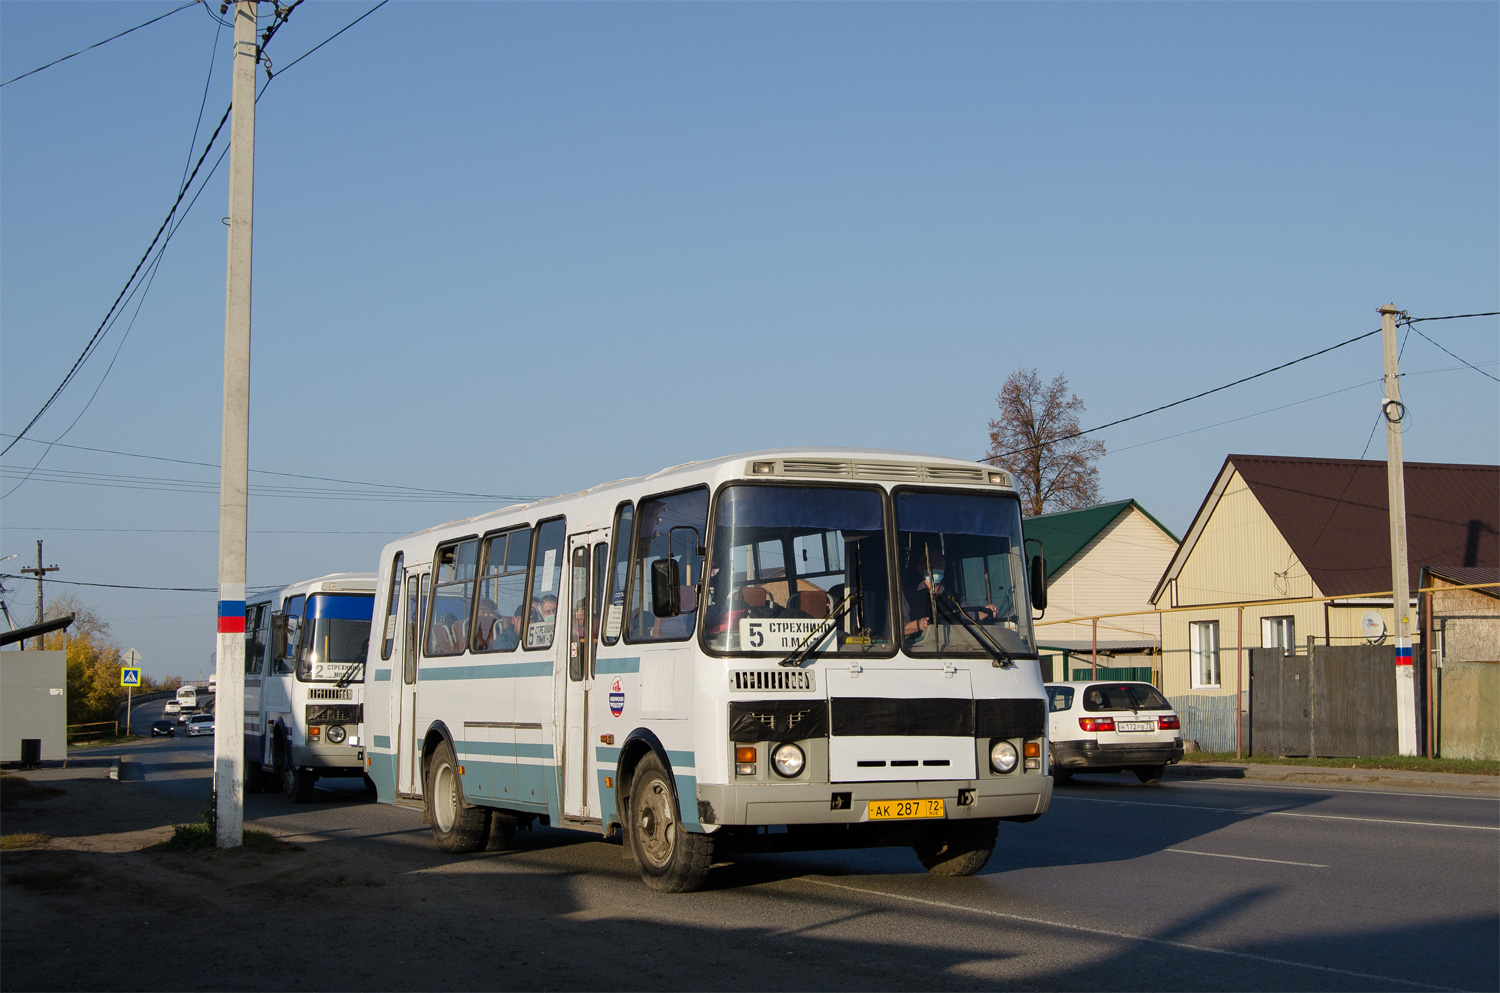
left=108, top=714, right=1499, bottom=993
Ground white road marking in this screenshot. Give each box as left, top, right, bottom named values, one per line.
left=802, top=877, right=1459, bottom=991
left=1055, top=793, right=1500, bottom=831
left=1174, top=778, right=1500, bottom=803
left=1165, top=848, right=1327, bottom=868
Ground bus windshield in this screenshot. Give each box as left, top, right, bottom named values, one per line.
left=894, top=490, right=1036, bottom=658
left=296, top=594, right=375, bottom=682
left=704, top=485, right=892, bottom=655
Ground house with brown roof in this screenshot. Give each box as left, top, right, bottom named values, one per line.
left=1149, top=455, right=1498, bottom=751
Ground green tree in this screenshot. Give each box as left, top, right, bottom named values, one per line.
left=43, top=594, right=125, bottom=725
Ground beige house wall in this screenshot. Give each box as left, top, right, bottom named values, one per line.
left=1174, top=469, right=1316, bottom=606
left=1038, top=506, right=1176, bottom=649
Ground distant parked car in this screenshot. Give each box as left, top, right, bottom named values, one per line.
left=1046, top=681, right=1184, bottom=784
left=183, top=713, right=216, bottom=737
left=149, top=719, right=176, bottom=737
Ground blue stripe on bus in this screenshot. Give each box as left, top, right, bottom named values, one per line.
left=373, top=668, right=392, bottom=682
left=592, top=746, right=694, bottom=771
left=372, top=735, right=391, bottom=749
left=594, top=656, right=641, bottom=674
left=597, top=770, right=616, bottom=823
left=368, top=751, right=397, bottom=800
left=456, top=740, right=555, bottom=760
left=419, top=661, right=554, bottom=680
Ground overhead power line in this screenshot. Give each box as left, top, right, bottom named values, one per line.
left=1, top=0, right=386, bottom=460
left=0, top=434, right=541, bottom=502
left=1, top=574, right=281, bottom=595
left=984, top=327, right=1383, bottom=463
left=0, top=0, right=199, bottom=87
left=1397, top=313, right=1500, bottom=384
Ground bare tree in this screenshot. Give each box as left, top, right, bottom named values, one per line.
left=985, top=368, right=1105, bottom=517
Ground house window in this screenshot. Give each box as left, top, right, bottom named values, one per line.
left=1261, top=615, right=1294, bottom=652
left=1190, top=620, right=1220, bottom=688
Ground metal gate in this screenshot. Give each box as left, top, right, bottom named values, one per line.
left=1250, top=644, right=1398, bottom=758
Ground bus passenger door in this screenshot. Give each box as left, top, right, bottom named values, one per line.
left=396, top=569, right=429, bottom=797
left=561, top=529, right=607, bottom=820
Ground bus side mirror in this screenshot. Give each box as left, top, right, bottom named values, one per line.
left=651, top=559, right=681, bottom=617
left=270, top=615, right=288, bottom=662
left=1030, top=555, right=1047, bottom=611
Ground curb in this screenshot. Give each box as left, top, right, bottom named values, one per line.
left=109, top=758, right=121, bottom=781
left=1166, top=760, right=1500, bottom=793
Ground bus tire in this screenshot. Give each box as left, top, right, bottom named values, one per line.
left=283, top=765, right=315, bottom=804
left=914, top=817, right=998, bottom=877
left=628, top=753, right=712, bottom=893
left=1133, top=764, right=1165, bottom=784
left=244, top=762, right=268, bottom=794
left=485, top=810, right=518, bottom=852
left=426, top=740, right=486, bottom=853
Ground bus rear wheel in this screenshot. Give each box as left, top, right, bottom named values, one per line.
left=283, top=765, right=314, bottom=804
left=426, top=739, right=486, bottom=853
left=245, top=762, right=268, bottom=794
left=913, top=817, right=998, bottom=877
left=628, top=753, right=712, bottom=893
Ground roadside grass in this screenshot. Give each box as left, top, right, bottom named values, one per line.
left=0, top=774, right=65, bottom=809
left=0, top=832, right=51, bottom=850
left=153, top=822, right=301, bottom=853
left=1185, top=751, right=1499, bottom=776
left=152, top=794, right=302, bottom=853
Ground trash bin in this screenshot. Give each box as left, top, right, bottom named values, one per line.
left=20, top=738, right=41, bottom=766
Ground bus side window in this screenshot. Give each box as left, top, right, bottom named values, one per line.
left=403, top=574, right=419, bottom=684
left=427, top=538, right=478, bottom=657
left=524, top=519, right=566, bottom=650
left=600, top=503, right=633, bottom=646
left=627, top=487, right=707, bottom=643
left=381, top=553, right=403, bottom=661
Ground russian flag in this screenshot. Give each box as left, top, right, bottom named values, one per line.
left=217, top=600, right=246, bottom=634
left=1395, top=645, right=1414, bottom=666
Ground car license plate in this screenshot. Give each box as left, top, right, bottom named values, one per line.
left=867, top=798, right=945, bottom=820
left=1117, top=720, right=1154, bottom=732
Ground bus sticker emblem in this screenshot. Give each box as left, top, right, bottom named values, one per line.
left=609, top=677, right=625, bottom=717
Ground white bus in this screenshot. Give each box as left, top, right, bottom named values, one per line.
left=244, top=573, right=377, bottom=802
left=363, top=449, right=1051, bottom=891
left=176, top=685, right=198, bottom=710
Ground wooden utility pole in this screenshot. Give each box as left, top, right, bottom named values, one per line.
left=20, top=540, right=59, bottom=651
left=1380, top=303, right=1417, bottom=756
left=214, top=0, right=258, bottom=848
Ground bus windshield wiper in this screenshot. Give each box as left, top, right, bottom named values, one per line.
left=336, top=660, right=366, bottom=688
left=778, top=592, right=862, bottom=669
left=933, top=591, right=1015, bottom=668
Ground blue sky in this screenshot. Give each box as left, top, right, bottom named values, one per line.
left=2, top=1, right=1496, bottom=680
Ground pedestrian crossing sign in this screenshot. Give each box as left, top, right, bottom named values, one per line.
left=120, top=667, right=141, bottom=687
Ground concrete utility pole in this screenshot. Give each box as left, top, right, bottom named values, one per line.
left=20, top=540, right=59, bottom=651
left=1380, top=303, right=1418, bottom=756
left=214, top=0, right=258, bottom=848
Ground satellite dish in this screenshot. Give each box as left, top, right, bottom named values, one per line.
left=1361, top=610, right=1386, bottom=644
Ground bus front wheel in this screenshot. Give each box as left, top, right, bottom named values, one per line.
left=426, top=739, right=486, bottom=853
left=913, top=817, right=998, bottom=877
left=628, top=753, right=712, bottom=893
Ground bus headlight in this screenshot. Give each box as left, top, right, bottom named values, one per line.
left=771, top=742, right=805, bottom=778
left=990, top=740, right=1019, bottom=774
left=326, top=724, right=347, bottom=744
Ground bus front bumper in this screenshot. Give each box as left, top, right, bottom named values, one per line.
left=289, top=742, right=365, bottom=775
left=695, top=775, right=1052, bottom=828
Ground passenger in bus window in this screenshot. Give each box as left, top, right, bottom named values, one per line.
left=537, top=594, right=558, bottom=619
left=473, top=598, right=501, bottom=651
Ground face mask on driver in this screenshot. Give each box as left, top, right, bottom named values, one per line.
left=927, top=569, right=944, bottom=585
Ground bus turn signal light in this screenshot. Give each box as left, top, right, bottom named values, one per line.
left=1023, top=741, right=1040, bottom=758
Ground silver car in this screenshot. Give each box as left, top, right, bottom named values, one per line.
left=183, top=713, right=216, bottom=737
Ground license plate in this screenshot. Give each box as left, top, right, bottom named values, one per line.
left=1117, top=720, right=1154, bottom=732
left=867, top=798, right=945, bottom=820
